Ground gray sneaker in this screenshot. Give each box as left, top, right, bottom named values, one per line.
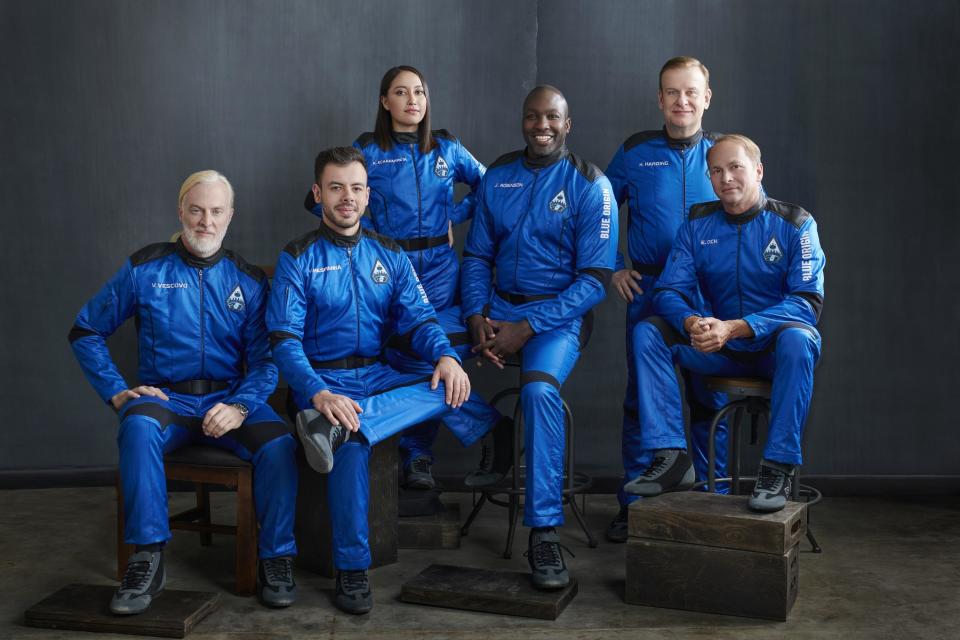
left=525, top=528, right=572, bottom=590
left=110, top=551, right=165, bottom=615
left=623, top=449, right=695, bottom=497
left=749, top=459, right=795, bottom=512
left=258, top=556, right=296, bottom=608
left=296, top=409, right=350, bottom=474
left=335, top=569, right=373, bottom=614
left=403, top=456, right=436, bottom=490
left=464, top=417, right=514, bottom=488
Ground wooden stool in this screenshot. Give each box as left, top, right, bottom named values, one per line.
left=115, top=445, right=257, bottom=596
left=704, top=376, right=821, bottom=552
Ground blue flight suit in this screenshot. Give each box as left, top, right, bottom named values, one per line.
left=69, top=240, right=297, bottom=559
left=605, top=128, right=728, bottom=501
left=462, top=147, right=617, bottom=528
left=268, top=223, right=494, bottom=569
left=305, top=130, right=498, bottom=468
left=636, top=196, right=825, bottom=465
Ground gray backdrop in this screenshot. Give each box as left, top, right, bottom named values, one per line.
left=2, top=0, right=958, bottom=484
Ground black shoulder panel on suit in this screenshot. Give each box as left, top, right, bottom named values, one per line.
left=566, top=151, right=603, bottom=182
left=130, top=242, right=176, bottom=267
left=623, top=130, right=663, bottom=152
left=355, top=132, right=376, bottom=147
left=364, top=229, right=402, bottom=253
left=689, top=201, right=724, bottom=220
left=489, top=150, right=525, bottom=169
left=283, top=229, right=324, bottom=258
left=432, top=129, right=455, bottom=141
left=766, top=199, right=812, bottom=229
left=224, top=251, right=267, bottom=283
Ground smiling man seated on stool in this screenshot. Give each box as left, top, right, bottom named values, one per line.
left=68, top=170, right=299, bottom=614
left=624, top=134, right=825, bottom=512
left=267, top=146, right=511, bottom=615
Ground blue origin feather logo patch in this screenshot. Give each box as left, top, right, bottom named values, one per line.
left=434, top=156, right=449, bottom=178
left=226, top=285, right=245, bottom=312
left=763, top=236, right=783, bottom=264
left=549, top=190, right=567, bottom=213
left=371, top=259, right=390, bottom=284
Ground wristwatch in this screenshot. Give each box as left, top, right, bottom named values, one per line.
left=231, top=403, right=249, bottom=421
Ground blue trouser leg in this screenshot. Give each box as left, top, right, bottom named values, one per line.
left=117, top=416, right=191, bottom=545
left=520, top=322, right=581, bottom=529
left=328, top=440, right=371, bottom=570
left=296, top=362, right=496, bottom=570
left=248, top=434, right=299, bottom=558
left=685, top=373, right=730, bottom=493
left=392, top=305, right=501, bottom=467
left=619, top=291, right=652, bottom=506
left=760, top=327, right=821, bottom=465
left=634, top=321, right=690, bottom=451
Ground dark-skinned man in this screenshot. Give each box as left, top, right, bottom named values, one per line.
left=461, top=86, right=617, bottom=589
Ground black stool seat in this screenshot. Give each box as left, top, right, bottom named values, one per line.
left=164, top=445, right=251, bottom=467
left=705, top=377, right=772, bottom=397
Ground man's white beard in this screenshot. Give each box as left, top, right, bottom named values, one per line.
left=182, top=227, right=224, bottom=257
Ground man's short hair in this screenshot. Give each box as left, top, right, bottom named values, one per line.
left=708, top=134, right=762, bottom=166
left=178, top=170, right=234, bottom=208
left=659, top=56, right=710, bottom=90
left=314, top=146, right=367, bottom=184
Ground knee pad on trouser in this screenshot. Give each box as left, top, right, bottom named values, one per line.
left=251, top=434, right=299, bottom=558
left=117, top=415, right=170, bottom=545
left=520, top=377, right=565, bottom=528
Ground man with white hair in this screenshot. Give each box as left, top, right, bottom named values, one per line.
left=69, top=170, right=298, bottom=613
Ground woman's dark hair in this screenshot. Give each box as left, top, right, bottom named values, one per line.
left=373, top=65, right=435, bottom=153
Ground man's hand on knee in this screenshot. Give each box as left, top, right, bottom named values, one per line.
left=111, top=386, right=169, bottom=411
left=202, top=402, right=244, bottom=438
left=311, top=389, right=363, bottom=432
left=612, top=269, right=644, bottom=302
left=431, top=355, right=471, bottom=408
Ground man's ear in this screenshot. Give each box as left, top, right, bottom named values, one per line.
left=312, top=183, right=322, bottom=204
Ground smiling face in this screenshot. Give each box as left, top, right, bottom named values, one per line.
left=380, top=69, right=427, bottom=133
left=313, top=161, right=369, bottom=235
left=522, top=88, right=571, bottom=157
left=708, top=139, right=764, bottom=215
left=658, top=65, right=711, bottom=139
left=178, top=180, right=233, bottom=258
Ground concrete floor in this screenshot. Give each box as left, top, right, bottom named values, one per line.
left=1, top=488, right=958, bottom=639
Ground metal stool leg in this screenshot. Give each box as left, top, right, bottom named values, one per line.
left=707, top=401, right=744, bottom=492
left=504, top=494, right=520, bottom=559
left=460, top=492, right=487, bottom=537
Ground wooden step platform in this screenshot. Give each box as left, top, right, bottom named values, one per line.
left=401, top=563, right=577, bottom=619
left=625, top=492, right=807, bottom=620
left=399, top=503, right=461, bottom=549
left=24, top=584, right=219, bottom=638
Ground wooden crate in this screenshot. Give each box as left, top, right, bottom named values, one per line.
left=399, top=503, right=461, bottom=549
left=625, top=492, right=807, bottom=620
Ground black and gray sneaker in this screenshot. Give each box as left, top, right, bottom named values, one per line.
left=525, top=527, right=573, bottom=590
left=623, top=449, right=695, bottom=497
left=258, top=556, right=296, bottom=608
left=335, top=569, right=373, bottom=614
left=403, top=455, right=436, bottom=490
left=463, top=417, right=514, bottom=488
left=110, top=551, right=165, bottom=615
left=296, top=409, right=350, bottom=474
left=605, top=505, right=629, bottom=543
left=749, top=459, right=795, bottom=512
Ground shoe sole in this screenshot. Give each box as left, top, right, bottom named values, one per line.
left=531, top=575, right=570, bottom=590
left=110, top=572, right=166, bottom=615
left=748, top=497, right=788, bottom=513
left=296, top=412, right=334, bottom=474
left=336, top=597, right=373, bottom=614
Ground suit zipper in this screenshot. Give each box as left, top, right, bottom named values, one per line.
left=514, top=169, right=541, bottom=287
left=347, top=246, right=361, bottom=354
left=198, top=268, right=206, bottom=376
left=680, top=147, right=687, bottom=219
left=736, top=226, right=744, bottom=318
left=409, top=144, right=424, bottom=274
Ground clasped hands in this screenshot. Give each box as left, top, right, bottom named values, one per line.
left=467, top=314, right=533, bottom=369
